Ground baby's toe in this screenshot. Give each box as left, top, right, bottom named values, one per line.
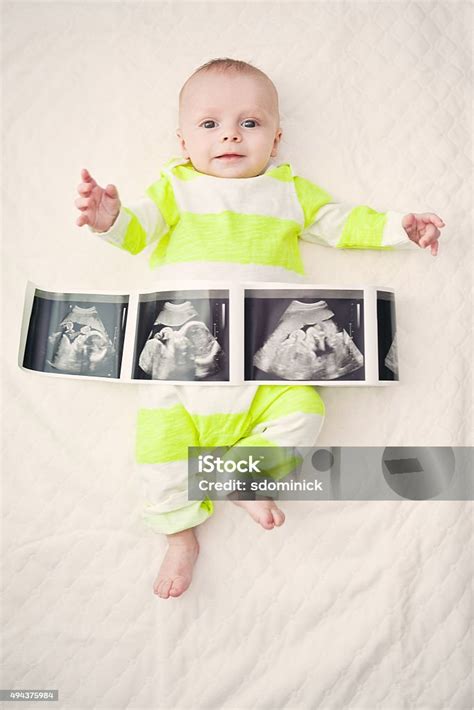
left=157, top=577, right=172, bottom=598
left=169, top=576, right=188, bottom=597
left=260, top=510, right=275, bottom=529
left=273, top=508, right=285, bottom=526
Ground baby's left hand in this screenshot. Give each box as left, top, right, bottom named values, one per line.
left=402, top=213, right=445, bottom=256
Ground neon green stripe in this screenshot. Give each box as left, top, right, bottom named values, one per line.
left=118, top=208, right=147, bottom=254
left=250, top=385, right=325, bottom=422
left=148, top=212, right=305, bottom=273
left=146, top=175, right=180, bottom=226
left=136, top=407, right=254, bottom=462
left=136, top=406, right=199, bottom=463
left=265, top=163, right=293, bottom=182
left=293, top=176, right=332, bottom=228
left=142, top=499, right=214, bottom=534
left=190, top=412, right=252, bottom=448
left=149, top=232, right=172, bottom=268
left=337, top=206, right=393, bottom=249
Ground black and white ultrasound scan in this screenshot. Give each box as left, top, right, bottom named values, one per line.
left=133, top=289, right=229, bottom=382
left=245, top=289, right=365, bottom=382
left=23, top=290, right=128, bottom=378
left=377, top=290, right=399, bottom=381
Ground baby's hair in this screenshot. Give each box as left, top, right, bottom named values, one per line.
left=179, top=57, right=279, bottom=113
left=193, top=57, right=261, bottom=75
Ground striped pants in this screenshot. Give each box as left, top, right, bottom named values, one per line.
left=135, top=384, right=325, bottom=535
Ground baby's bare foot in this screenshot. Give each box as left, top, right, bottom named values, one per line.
left=153, top=529, right=199, bottom=599
left=231, top=498, right=285, bottom=530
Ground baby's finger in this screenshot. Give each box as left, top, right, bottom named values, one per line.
left=420, top=212, right=445, bottom=228
left=80, top=168, right=97, bottom=187
left=419, top=224, right=439, bottom=247
left=76, top=214, right=90, bottom=227
left=430, top=240, right=439, bottom=256
left=77, top=182, right=92, bottom=196
left=75, top=196, right=91, bottom=211
left=104, top=183, right=118, bottom=198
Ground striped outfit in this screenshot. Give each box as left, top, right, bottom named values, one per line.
left=95, top=157, right=414, bottom=534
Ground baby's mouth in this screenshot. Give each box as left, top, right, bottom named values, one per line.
left=215, top=154, right=244, bottom=160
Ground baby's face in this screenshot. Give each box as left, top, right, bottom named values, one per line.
left=177, top=71, right=282, bottom=178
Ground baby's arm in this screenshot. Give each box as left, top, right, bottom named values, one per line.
left=75, top=168, right=167, bottom=255
left=295, top=177, right=444, bottom=256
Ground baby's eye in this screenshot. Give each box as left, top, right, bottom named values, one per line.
left=201, top=120, right=217, bottom=129
left=241, top=119, right=258, bottom=128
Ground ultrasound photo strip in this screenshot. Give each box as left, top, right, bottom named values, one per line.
left=19, top=281, right=398, bottom=386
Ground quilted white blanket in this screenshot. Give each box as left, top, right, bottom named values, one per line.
left=2, top=2, right=472, bottom=708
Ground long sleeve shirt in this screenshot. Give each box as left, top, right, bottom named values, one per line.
left=93, top=156, right=416, bottom=284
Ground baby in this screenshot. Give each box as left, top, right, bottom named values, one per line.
left=75, top=58, right=444, bottom=599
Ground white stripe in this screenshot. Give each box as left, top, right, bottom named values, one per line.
left=138, top=460, right=190, bottom=513
left=175, top=384, right=259, bottom=415
left=138, top=384, right=260, bottom=415
left=131, top=197, right=166, bottom=246
left=93, top=207, right=131, bottom=246
left=256, top=411, right=325, bottom=447
left=300, top=202, right=354, bottom=248
left=137, top=384, right=182, bottom=409
left=169, top=171, right=304, bottom=224
left=93, top=199, right=167, bottom=248
left=152, top=261, right=308, bottom=284
left=383, top=211, right=419, bottom=249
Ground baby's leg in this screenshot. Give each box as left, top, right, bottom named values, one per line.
left=136, top=384, right=271, bottom=595
left=228, top=385, right=325, bottom=529
left=135, top=386, right=214, bottom=598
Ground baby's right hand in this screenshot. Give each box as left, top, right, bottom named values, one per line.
left=75, top=168, right=121, bottom=232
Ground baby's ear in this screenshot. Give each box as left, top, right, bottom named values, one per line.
left=271, top=128, right=283, bottom=157
left=176, top=129, right=189, bottom=159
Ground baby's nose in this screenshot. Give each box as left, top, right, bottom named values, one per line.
left=222, top=131, right=241, bottom=142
